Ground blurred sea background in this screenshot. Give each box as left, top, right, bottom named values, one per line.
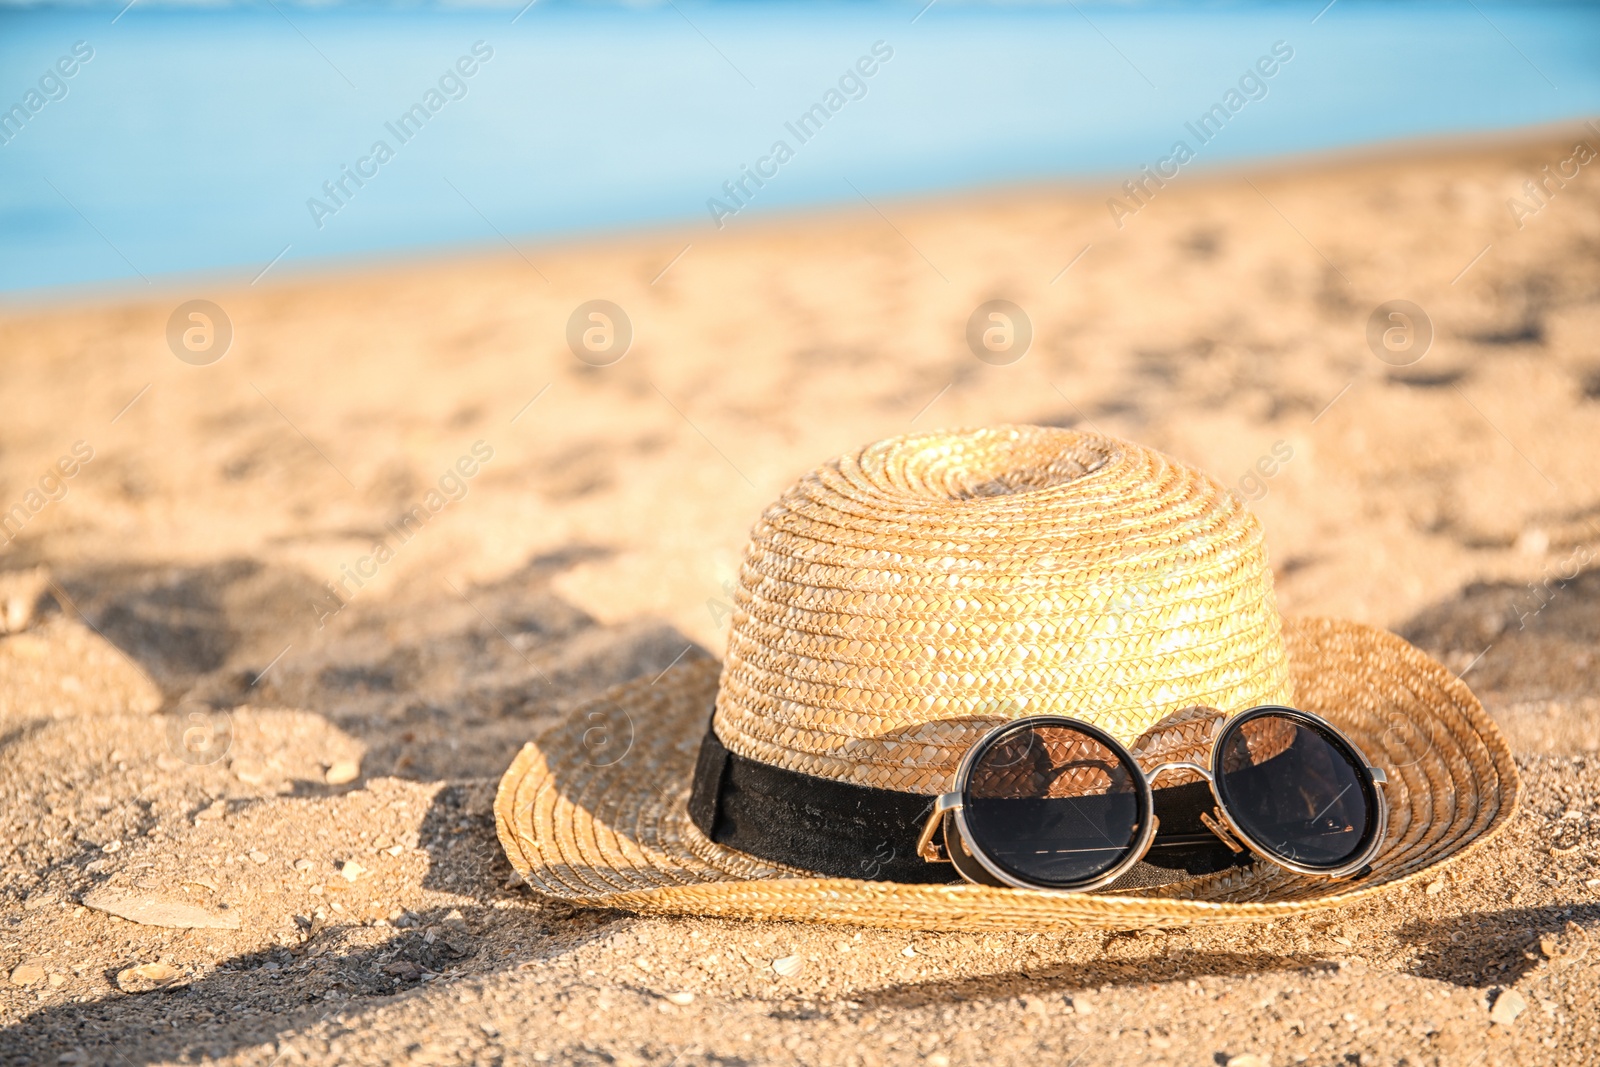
left=2, top=0, right=1598, bottom=296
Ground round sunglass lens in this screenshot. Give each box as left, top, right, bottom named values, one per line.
left=962, top=722, right=1143, bottom=888
left=1215, top=712, right=1377, bottom=870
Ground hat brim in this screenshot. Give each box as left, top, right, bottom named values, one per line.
left=494, top=617, right=1519, bottom=931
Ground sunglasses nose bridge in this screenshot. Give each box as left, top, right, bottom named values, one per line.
left=1144, top=759, right=1214, bottom=785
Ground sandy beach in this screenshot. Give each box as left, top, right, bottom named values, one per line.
left=2, top=127, right=1599, bottom=1065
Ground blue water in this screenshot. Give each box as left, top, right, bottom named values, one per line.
left=1, top=1, right=1597, bottom=294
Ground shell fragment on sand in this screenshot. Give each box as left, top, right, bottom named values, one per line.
left=83, top=887, right=241, bottom=930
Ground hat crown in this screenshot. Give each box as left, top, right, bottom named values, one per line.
left=713, top=425, right=1293, bottom=793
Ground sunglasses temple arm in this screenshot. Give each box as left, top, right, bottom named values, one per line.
left=917, top=792, right=962, bottom=863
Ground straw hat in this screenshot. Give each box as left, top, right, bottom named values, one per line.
left=495, top=426, right=1518, bottom=930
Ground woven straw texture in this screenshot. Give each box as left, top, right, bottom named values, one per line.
left=711, top=427, right=1292, bottom=793
left=494, top=427, right=1519, bottom=929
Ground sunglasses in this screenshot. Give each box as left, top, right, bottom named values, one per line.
left=916, top=705, right=1388, bottom=892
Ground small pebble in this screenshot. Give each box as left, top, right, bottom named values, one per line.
left=231, top=758, right=268, bottom=786
left=1516, top=528, right=1549, bottom=555
left=9, top=963, right=44, bottom=987
left=1489, top=988, right=1527, bottom=1026
left=382, top=960, right=423, bottom=981
left=248, top=850, right=269, bottom=865
left=340, top=860, right=366, bottom=882
left=0, top=568, right=47, bottom=632
left=663, top=991, right=695, bottom=1006
left=115, top=962, right=184, bottom=994
left=902, top=945, right=917, bottom=958
left=82, top=888, right=240, bottom=930
left=1225, top=1055, right=1269, bottom=1067
left=325, top=760, right=361, bottom=785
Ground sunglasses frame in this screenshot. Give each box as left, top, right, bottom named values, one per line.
left=916, top=705, right=1389, bottom=893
